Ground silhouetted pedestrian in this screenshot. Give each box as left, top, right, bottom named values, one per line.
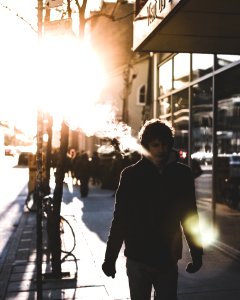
left=102, top=119, right=203, bottom=300
left=74, top=151, right=91, bottom=197
left=90, top=151, right=101, bottom=186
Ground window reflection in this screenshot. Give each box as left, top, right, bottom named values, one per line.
left=159, top=59, right=172, bottom=95
left=157, top=52, right=240, bottom=251
left=172, top=89, right=189, bottom=153
left=215, top=66, right=240, bottom=249
left=217, top=96, right=240, bottom=154
left=192, top=79, right=213, bottom=163
left=192, top=79, right=213, bottom=200
left=173, top=53, right=190, bottom=89
left=159, top=97, right=171, bottom=123
left=192, top=54, right=213, bottom=80
left=216, top=66, right=240, bottom=156
left=216, top=55, right=240, bottom=70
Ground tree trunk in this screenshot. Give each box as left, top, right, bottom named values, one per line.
left=50, top=121, right=69, bottom=277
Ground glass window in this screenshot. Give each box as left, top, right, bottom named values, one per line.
left=216, top=55, right=240, bottom=70
left=159, top=59, right=172, bottom=95
left=192, top=54, right=213, bottom=80
left=173, top=53, right=190, bottom=89
left=137, top=84, right=146, bottom=105
left=215, top=65, right=240, bottom=250
left=216, top=66, right=240, bottom=156
left=172, top=89, right=189, bottom=156
left=192, top=79, right=213, bottom=165
left=192, top=78, right=213, bottom=249
left=159, top=97, right=171, bottom=124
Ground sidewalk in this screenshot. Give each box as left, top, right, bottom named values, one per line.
left=0, top=182, right=240, bottom=299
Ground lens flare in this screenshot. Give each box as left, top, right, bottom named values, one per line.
left=36, top=37, right=107, bottom=121
left=199, top=217, right=219, bottom=247
left=184, top=214, right=219, bottom=248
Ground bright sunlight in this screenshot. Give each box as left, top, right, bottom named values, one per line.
left=0, top=6, right=108, bottom=138
left=36, top=36, right=108, bottom=133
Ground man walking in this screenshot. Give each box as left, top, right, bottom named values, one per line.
left=102, top=119, right=203, bottom=300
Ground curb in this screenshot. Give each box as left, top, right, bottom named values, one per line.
left=213, top=240, right=240, bottom=263
left=0, top=211, right=29, bottom=299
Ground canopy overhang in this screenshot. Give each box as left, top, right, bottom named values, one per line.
left=133, top=0, right=240, bottom=54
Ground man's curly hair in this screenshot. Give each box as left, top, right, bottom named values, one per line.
left=139, top=119, right=174, bottom=150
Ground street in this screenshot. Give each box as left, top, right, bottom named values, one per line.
left=0, top=159, right=240, bottom=299
left=0, top=0, right=240, bottom=298
left=0, top=157, right=28, bottom=256
left=0, top=159, right=237, bottom=261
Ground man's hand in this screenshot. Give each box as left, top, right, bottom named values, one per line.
left=102, top=261, right=116, bottom=278
left=186, top=256, right=202, bottom=273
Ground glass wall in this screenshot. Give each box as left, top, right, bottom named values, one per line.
left=216, top=54, right=240, bottom=70
left=159, top=59, right=172, bottom=95
left=157, top=54, right=240, bottom=251
left=172, top=89, right=189, bottom=153
left=215, top=65, right=240, bottom=204
left=173, top=53, right=190, bottom=89
left=192, top=54, right=213, bottom=80
left=159, top=96, right=171, bottom=124
left=192, top=79, right=213, bottom=160
left=192, top=79, right=213, bottom=200
left=215, top=65, right=240, bottom=249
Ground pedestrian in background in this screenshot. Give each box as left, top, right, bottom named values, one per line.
left=90, top=151, right=101, bottom=186
left=74, top=151, right=91, bottom=197
left=66, top=148, right=77, bottom=184
left=102, top=119, right=203, bottom=300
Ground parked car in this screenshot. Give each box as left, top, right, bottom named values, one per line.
left=4, top=145, right=17, bottom=156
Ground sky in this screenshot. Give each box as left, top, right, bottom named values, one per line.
left=0, top=2, right=114, bottom=137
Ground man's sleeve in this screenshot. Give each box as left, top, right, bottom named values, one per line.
left=104, top=169, right=130, bottom=263
left=180, top=167, right=203, bottom=258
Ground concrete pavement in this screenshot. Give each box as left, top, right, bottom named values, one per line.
left=0, top=181, right=240, bottom=299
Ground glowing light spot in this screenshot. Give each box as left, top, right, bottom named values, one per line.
left=183, top=215, right=203, bottom=247
left=199, top=217, right=219, bottom=247
left=184, top=214, right=219, bottom=248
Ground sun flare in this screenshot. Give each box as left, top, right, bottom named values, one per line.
left=1, top=16, right=108, bottom=137
left=36, top=37, right=108, bottom=128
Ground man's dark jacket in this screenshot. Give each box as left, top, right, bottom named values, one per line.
left=105, top=156, right=203, bottom=267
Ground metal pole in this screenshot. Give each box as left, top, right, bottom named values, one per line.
left=36, top=111, right=43, bottom=299
left=153, top=53, right=159, bottom=119
left=51, top=121, right=69, bottom=277
left=44, top=113, right=53, bottom=195
left=212, top=72, right=217, bottom=226
left=36, top=0, right=43, bottom=298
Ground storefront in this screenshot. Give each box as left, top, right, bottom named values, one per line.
left=133, top=0, right=240, bottom=252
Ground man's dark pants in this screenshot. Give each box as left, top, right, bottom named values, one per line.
left=126, top=258, right=178, bottom=300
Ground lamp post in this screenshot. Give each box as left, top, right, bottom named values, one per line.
left=36, top=0, right=43, bottom=298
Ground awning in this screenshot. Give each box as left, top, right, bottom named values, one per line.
left=133, top=0, right=240, bottom=54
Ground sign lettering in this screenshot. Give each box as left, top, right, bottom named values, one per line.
left=147, top=0, right=170, bottom=26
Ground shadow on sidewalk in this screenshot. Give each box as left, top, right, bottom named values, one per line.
left=62, top=182, right=115, bottom=244
left=0, top=181, right=80, bottom=299
left=0, top=184, right=39, bottom=300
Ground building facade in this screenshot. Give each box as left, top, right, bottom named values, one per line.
left=133, top=0, right=240, bottom=252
